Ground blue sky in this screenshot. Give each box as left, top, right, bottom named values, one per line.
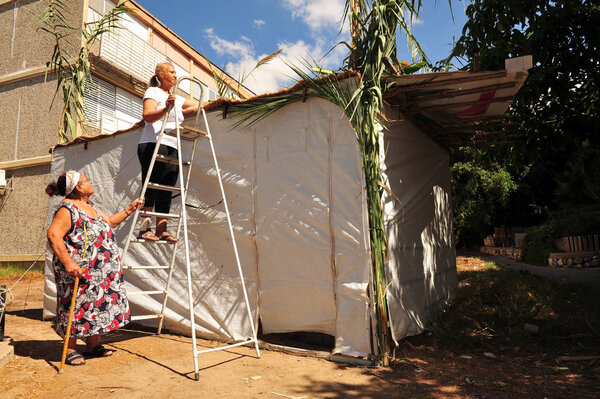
left=136, top=1, right=468, bottom=94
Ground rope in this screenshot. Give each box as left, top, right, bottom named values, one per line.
left=1, top=230, right=46, bottom=321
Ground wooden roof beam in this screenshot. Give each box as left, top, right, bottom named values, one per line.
left=385, top=71, right=508, bottom=98
left=404, top=95, right=514, bottom=113
left=405, top=81, right=517, bottom=104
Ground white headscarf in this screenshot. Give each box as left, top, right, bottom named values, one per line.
left=65, top=170, right=80, bottom=196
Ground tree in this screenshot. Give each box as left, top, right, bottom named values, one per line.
left=443, top=0, right=600, bottom=242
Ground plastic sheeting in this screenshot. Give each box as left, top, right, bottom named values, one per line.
left=44, top=97, right=458, bottom=357
left=381, top=111, right=458, bottom=341
left=44, top=98, right=373, bottom=357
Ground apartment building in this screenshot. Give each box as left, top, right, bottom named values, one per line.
left=0, top=0, right=251, bottom=263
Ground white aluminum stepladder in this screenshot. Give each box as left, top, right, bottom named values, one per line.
left=121, top=77, right=260, bottom=381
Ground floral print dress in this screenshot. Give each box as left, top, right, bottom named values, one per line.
left=52, top=201, right=130, bottom=338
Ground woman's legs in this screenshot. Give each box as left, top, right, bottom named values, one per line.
left=137, top=143, right=178, bottom=241
left=84, top=334, right=113, bottom=356
left=66, top=337, right=85, bottom=364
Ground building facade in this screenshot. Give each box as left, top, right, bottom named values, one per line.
left=0, top=0, right=250, bottom=262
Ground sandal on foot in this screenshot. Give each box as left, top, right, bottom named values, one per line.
left=159, top=232, right=179, bottom=243
left=140, top=230, right=160, bottom=241
left=65, top=350, right=86, bottom=366
left=84, top=344, right=113, bottom=358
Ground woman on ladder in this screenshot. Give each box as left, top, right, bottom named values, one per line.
left=138, top=62, right=199, bottom=243
left=46, top=171, right=144, bottom=366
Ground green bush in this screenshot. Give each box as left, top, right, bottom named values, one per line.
left=521, top=209, right=600, bottom=266
left=521, top=222, right=558, bottom=266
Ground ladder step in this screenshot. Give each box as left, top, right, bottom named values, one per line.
left=156, top=154, right=190, bottom=166
left=128, top=290, right=167, bottom=296
left=131, top=314, right=163, bottom=321
left=130, top=238, right=178, bottom=245
left=148, top=182, right=181, bottom=192
left=165, top=126, right=207, bottom=141
left=139, top=210, right=180, bottom=219
left=123, top=265, right=170, bottom=270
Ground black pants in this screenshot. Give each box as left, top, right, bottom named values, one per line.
left=137, top=143, right=179, bottom=214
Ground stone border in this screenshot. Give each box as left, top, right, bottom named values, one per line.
left=548, top=251, right=600, bottom=268
left=480, top=246, right=521, bottom=260
left=474, top=252, right=600, bottom=287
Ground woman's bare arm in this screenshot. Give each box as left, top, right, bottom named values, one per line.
left=47, top=207, right=84, bottom=278
left=98, top=198, right=144, bottom=228
left=142, top=95, right=176, bottom=123
left=182, top=99, right=199, bottom=116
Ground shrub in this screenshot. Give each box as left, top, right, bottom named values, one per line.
left=521, top=209, right=600, bottom=266
left=521, top=222, right=558, bottom=266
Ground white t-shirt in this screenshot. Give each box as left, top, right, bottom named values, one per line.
left=139, top=86, right=186, bottom=149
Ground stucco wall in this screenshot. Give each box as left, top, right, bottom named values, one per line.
left=0, top=0, right=84, bottom=258
left=0, top=163, right=51, bottom=255
left=0, top=74, right=63, bottom=160
left=0, top=0, right=84, bottom=74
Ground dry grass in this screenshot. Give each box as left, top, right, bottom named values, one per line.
left=414, top=256, right=600, bottom=353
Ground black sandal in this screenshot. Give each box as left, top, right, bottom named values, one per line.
left=159, top=232, right=179, bottom=243
left=65, top=350, right=86, bottom=366
left=84, top=344, right=114, bottom=358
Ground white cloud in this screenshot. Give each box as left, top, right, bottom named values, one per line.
left=411, top=14, right=424, bottom=26
left=204, top=28, right=253, bottom=59
left=282, top=0, right=345, bottom=32
left=206, top=29, right=347, bottom=94
left=205, top=1, right=351, bottom=95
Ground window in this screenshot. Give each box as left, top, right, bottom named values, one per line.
left=84, top=76, right=143, bottom=134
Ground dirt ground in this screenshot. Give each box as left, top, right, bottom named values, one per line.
left=1, top=257, right=598, bottom=399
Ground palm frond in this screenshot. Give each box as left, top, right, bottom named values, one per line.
left=37, top=0, right=129, bottom=142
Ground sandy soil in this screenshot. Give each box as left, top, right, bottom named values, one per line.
left=1, top=257, right=598, bottom=398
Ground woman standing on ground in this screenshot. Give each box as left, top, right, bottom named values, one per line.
left=138, top=62, right=199, bottom=243
left=46, top=171, right=144, bottom=366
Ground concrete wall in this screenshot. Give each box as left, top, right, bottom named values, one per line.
left=0, top=75, right=63, bottom=160
left=0, top=0, right=84, bottom=258
left=0, top=0, right=83, bottom=74
left=0, top=164, right=51, bottom=255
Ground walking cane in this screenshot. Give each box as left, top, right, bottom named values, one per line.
left=58, top=275, right=80, bottom=374
left=58, top=224, right=87, bottom=374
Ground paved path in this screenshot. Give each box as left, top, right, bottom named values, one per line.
left=476, top=252, right=600, bottom=287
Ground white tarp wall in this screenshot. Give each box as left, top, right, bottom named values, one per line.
left=381, top=112, right=458, bottom=340
left=44, top=97, right=373, bottom=357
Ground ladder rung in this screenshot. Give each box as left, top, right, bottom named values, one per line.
left=180, top=125, right=208, bottom=135
left=131, top=314, right=163, bottom=321
left=123, top=265, right=170, bottom=270
left=165, top=127, right=207, bottom=141
left=128, top=290, right=166, bottom=296
left=156, top=154, right=190, bottom=166
left=148, top=182, right=181, bottom=192
left=130, top=238, right=178, bottom=244
left=139, top=210, right=180, bottom=219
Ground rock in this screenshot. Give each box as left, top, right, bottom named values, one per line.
left=535, top=307, right=558, bottom=321
left=524, top=323, right=539, bottom=333
left=574, top=257, right=583, bottom=265
left=590, top=259, right=600, bottom=268
left=483, top=352, right=496, bottom=359
left=567, top=258, right=574, bottom=266
left=557, top=258, right=565, bottom=267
